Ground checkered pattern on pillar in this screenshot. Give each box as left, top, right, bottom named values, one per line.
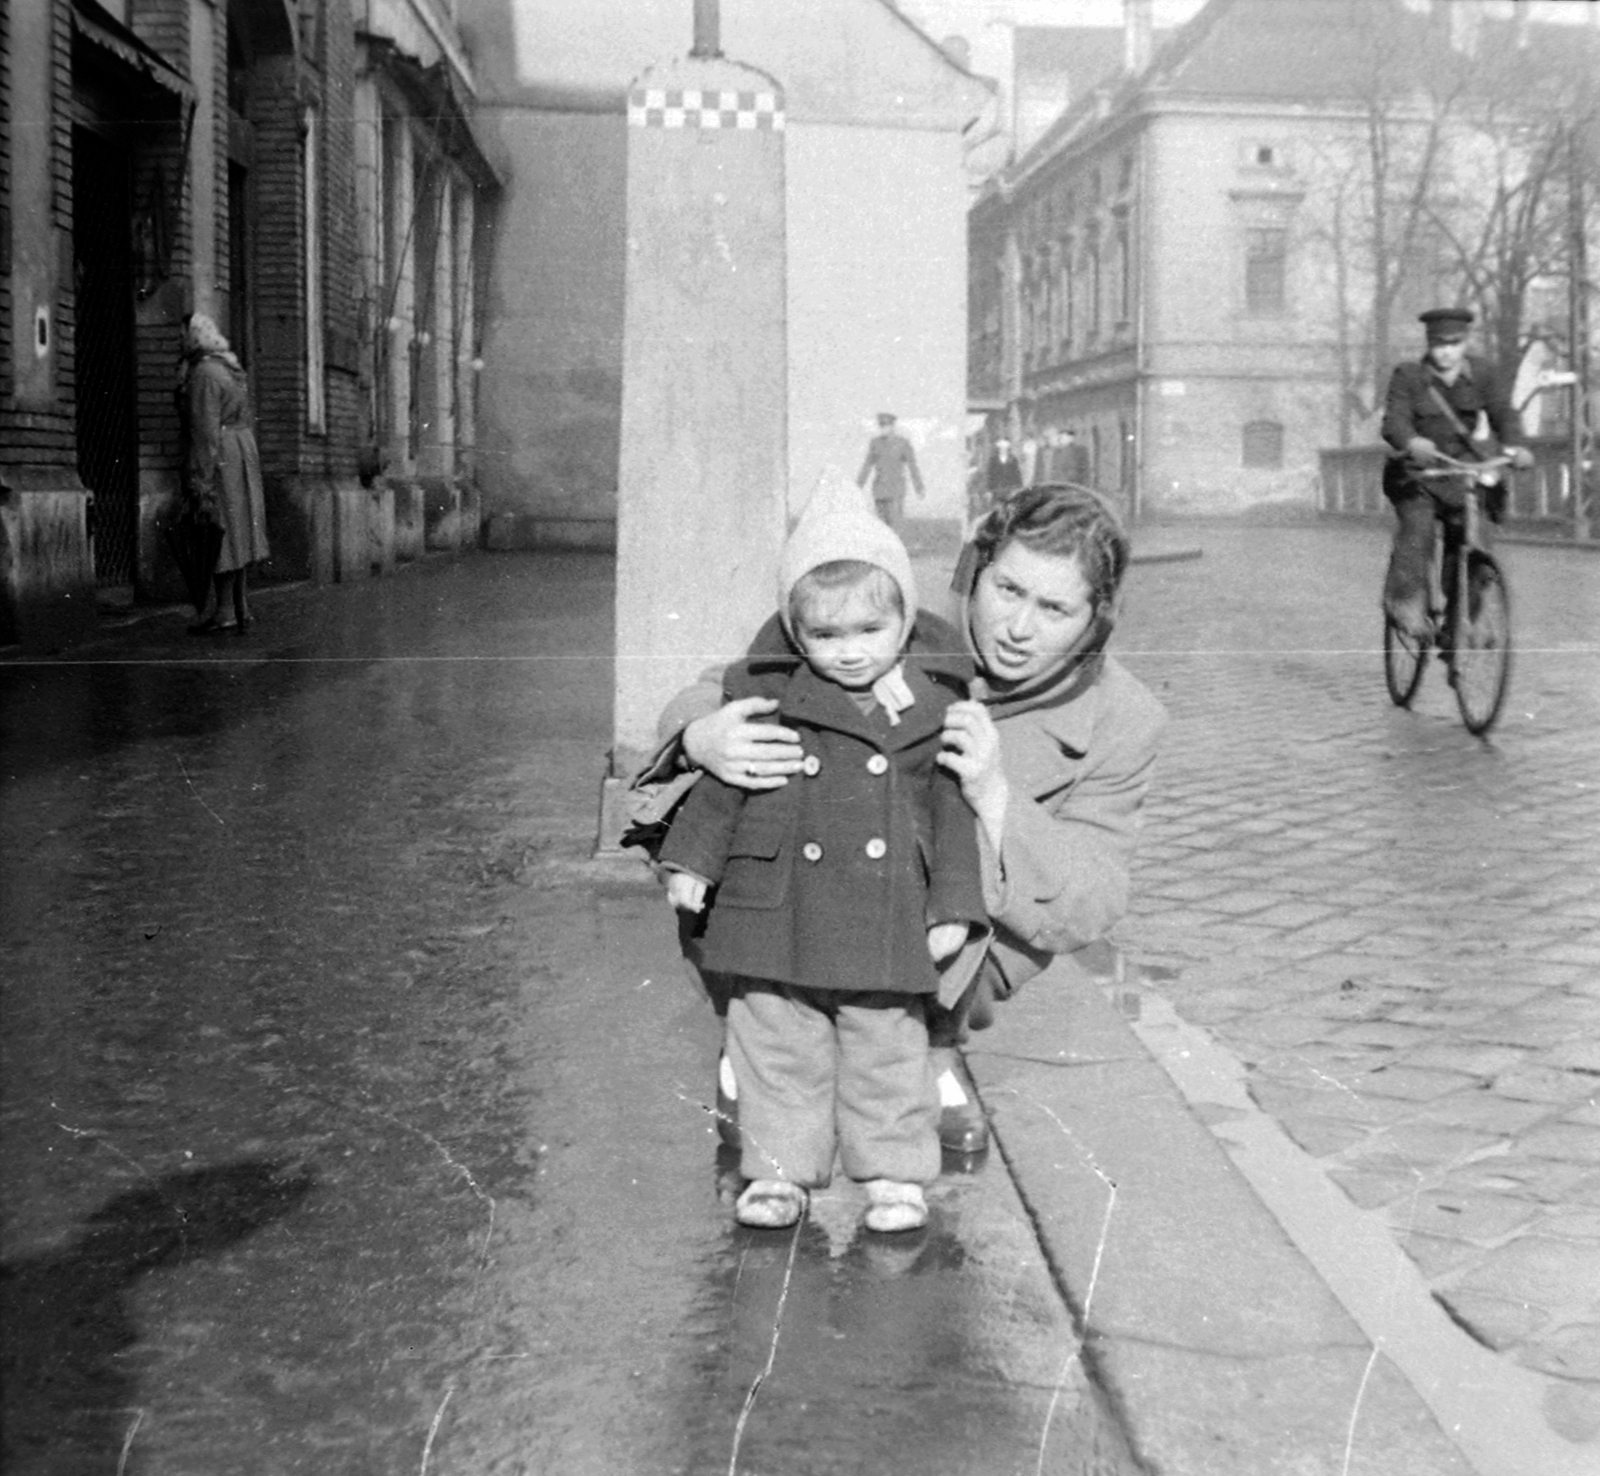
left=626, top=87, right=784, bottom=131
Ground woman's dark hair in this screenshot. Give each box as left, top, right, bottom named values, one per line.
left=970, top=483, right=1130, bottom=612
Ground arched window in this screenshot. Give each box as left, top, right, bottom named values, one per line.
left=1242, top=420, right=1284, bottom=469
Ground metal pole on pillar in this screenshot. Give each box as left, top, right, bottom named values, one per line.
left=691, top=0, right=722, bottom=59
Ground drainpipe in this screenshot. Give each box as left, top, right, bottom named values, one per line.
left=691, top=0, right=722, bottom=59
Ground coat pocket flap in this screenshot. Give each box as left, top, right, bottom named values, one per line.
left=727, top=818, right=787, bottom=860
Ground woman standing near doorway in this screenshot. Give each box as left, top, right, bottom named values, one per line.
left=180, top=313, right=269, bottom=633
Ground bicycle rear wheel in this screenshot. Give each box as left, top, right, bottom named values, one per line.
left=1452, top=552, right=1512, bottom=735
left=1383, top=616, right=1429, bottom=707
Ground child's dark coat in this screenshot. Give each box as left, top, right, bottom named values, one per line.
left=659, top=611, right=986, bottom=997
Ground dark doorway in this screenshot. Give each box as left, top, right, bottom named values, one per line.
left=73, top=126, right=140, bottom=589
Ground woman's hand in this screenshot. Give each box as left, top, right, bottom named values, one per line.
left=682, top=697, right=804, bottom=790
left=665, top=871, right=708, bottom=914
left=926, top=921, right=968, bottom=962
left=939, top=700, right=1009, bottom=848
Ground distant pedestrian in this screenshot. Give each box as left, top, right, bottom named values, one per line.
left=856, top=412, right=925, bottom=530
left=179, top=313, right=269, bottom=634
left=1053, top=428, right=1092, bottom=487
left=986, top=437, right=1023, bottom=504
left=658, top=477, right=987, bottom=1234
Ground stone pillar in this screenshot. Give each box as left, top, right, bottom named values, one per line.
left=452, top=184, right=477, bottom=489
left=600, top=56, right=788, bottom=847
left=8, top=0, right=62, bottom=410
left=418, top=165, right=458, bottom=551
left=382, top=115, right=415, bottom=480
left=0, top=0, right=95, bottom=649
left=418, top=168, right=454, bottom=483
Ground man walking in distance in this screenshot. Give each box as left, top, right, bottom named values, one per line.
left=857, top=412, right=925, bottom=530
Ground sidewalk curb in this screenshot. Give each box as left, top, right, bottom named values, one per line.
left=965, top=963, right=1474, bottom=1476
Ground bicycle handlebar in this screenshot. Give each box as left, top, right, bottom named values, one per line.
left=1416, top=454, right=1513, bottom=484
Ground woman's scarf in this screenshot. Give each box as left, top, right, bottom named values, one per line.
left=177, top=346, right=244, bottom=394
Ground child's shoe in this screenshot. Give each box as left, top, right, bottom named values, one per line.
left=863, top=1179, right=928, bottom=1233
left=735, top=1178, right=806, bottom=1229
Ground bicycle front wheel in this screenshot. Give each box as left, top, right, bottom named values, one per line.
left=1384, top=616, right=1429, bottom=708
left=1453, top=552, right=1512, bottom=736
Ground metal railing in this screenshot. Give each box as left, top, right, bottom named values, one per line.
left=1318, top=438, right=1593, bottom=537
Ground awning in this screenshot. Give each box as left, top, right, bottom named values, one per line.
left=73, top=0, right=194, bottom=106
left=368, top=41, right=504, bottom=193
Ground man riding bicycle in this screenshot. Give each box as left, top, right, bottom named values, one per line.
left=1380, top=307, right=1533, bottom=639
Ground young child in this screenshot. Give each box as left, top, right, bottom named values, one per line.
left=658, top=480, right=987, bottom=1234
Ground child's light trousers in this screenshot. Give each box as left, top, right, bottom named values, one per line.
left=725, top=979, right=940, bottom=1187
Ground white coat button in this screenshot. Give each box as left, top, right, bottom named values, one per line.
left=802, top=754, right=821, bottom=777
left=802, top=841, right=824, bottom=862
left=866, top=754, right=889, bottom=775
left=864, top=837, right=887, bottom=859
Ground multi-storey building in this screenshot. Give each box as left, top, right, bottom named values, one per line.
left=1, top=0, right=497, bottom=650
left=968, top=0, right=1597, bottom=518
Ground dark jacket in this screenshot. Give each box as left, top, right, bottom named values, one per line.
left=986, top=451, right=1024, bottom=497
left=856, top=431, right=924, bottom=504
left=1381, top=355, right=1521, bottom=501
left=658, top=612, right=986, bottom=996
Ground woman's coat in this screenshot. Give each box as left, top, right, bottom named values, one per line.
left=981, top=655, right=1166, bottom=993
left=183, top=355, right=269, bottom=572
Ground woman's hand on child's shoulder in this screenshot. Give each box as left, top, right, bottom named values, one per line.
left=683, top=696, right=805, bottom=789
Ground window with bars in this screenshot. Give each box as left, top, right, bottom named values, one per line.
left=1245, top=228, right=1287, bottom=315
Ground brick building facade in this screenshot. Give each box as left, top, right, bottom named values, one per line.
left=1, top=0, right=498, bottom=650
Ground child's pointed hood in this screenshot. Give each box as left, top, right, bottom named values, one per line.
left=777, top=466, right=917, bottom=634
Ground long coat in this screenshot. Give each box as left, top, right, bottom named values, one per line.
left=976, top=656, right=1167, bottom=993
left=1380, top=355, right=1520, bottom=504
left=659, top=613, right=986, bottom=998
left=183, top=354, right=269, bottom=572
left=856, top=431, right=924, bottom=519
left=986, top=450, right=1023, bottom=499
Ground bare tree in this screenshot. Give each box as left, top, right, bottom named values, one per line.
left=1423, top=24, right=1600, bottom=386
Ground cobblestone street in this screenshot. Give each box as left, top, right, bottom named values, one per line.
left=1113, top=520, right=1600, bottom=1445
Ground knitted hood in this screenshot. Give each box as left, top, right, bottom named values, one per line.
left=777, top=466, right=917, bottom=636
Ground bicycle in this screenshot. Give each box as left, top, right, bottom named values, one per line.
left=1382, top=453, right=1514, bottom=736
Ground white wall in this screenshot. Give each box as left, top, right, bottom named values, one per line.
left=785, top=124, right=972, bottom=522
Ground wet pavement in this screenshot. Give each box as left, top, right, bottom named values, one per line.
left=3, top=520, right=1596, bottom=1475
left=1, top=557, right=1136, bottom=1475
left=1104, top=521, right=1600, bottom=1466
